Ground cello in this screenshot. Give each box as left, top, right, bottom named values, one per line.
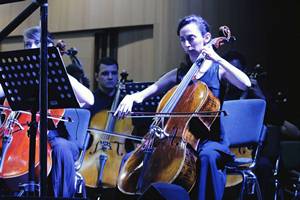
left=79, top=71, right=134, bottom=188
left=117, top=26, right=234, bottom=194
left=0, top=43, right=74, bottom=191
left=0, top=101, right=64, bottom=192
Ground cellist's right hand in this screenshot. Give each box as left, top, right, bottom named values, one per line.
left=114, top=93, right=143, bottom=119
left=114, top=81, right=161, bottom=118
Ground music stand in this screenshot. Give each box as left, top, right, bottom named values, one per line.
left=120, top=82, right=165, bottom=137
left=120, top=81, right=163, bottom=113
left=0, top=46, right=80, bottom=195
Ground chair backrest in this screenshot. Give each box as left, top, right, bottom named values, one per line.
left=280, top=141, right=300, bottom=170
left=63, top=108, right=90, bottom=150
left=221, top=99, right=266, bottom=147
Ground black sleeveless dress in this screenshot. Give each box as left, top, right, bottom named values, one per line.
left=177, top=61, right=233, bottom=200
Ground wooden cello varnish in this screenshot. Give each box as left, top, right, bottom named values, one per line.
left=117, top=26, right=234, bottom=195
left=79, top=71, right=133, bottom=188
left=117, top=81, right=220, bottom=194
left=0, top=100, right=63, bottom=191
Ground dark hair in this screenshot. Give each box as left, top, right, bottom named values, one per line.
left=223, top=50, right=247, bottom=67
left=23, top=26, right=54, bottom=46
left=66, top=63, right=90, bottom=88
left=177, top=14, right=210, bottom=36
left=95, top=57, right=118, bottom=74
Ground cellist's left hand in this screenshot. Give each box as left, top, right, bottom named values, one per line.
left=200, top=44, right=222, bottom=63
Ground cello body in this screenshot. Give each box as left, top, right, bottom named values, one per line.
left=79, top=71, right=134, bottom=188
left=117, top=81, right=220, bottom=194
left=0, top=103, right=63, bottom=191
left=117, top=25, right=235, bottom=195
left=79, top=111, right=133, bottom=188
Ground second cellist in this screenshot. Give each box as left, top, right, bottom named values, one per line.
left=79, top=58, right=135, bottom=199
left=115, top=14, right=251, bottom=200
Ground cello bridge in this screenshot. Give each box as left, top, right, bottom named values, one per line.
left=150, top=125, right=169, bottom=139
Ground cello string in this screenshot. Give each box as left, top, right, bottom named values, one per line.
left=159, top=60, right=201, bottom=115
left=159, top=53, right=205, bottom=115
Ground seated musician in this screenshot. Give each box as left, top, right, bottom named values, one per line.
left=0, top=26, right=94, bottom=198
left=85, top=57, right=119, bottom=199
left=85, top=57, right=137, bottom=200
left=88, top=57, right=119, bottom=118
left=115, top=14, right=251, bottom=200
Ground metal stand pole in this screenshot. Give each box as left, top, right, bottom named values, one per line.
left=39, top=0, right=49, bottom=197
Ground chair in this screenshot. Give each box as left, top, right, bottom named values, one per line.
left=221, top=99, right=267, bottom=200
left=139, top=182, right=190, bottom=200
left=274, top=141, right=300, bottom=200
left=63, top=108, right=91, bottom=197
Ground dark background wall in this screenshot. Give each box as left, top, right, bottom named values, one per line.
left=263, top=0, right=299, bottom=119
left=0, top=0, right=299, bottom=120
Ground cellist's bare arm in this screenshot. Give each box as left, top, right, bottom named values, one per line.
left=68, top=75, right=94, bottom=107
left=218, top=57, right=251, bottom=90
left=201, top=45, right=251, bottom=90
left=114, top=69, right=177, bottom=118
left=0, top=84, right=5, bottom=99
left=0, top=76, right=94, bottom=108
left=131, top=69, right=177, bottom=102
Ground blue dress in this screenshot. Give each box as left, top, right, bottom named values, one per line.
left=48, top=120, right=80, bottom=198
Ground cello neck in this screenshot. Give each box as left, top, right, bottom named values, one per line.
left=104, top=85, right=121, bottom=132
left=159, top=26, right=234, bottom=115
left=160, top=56, right=205, bottom=114
left=104, top=70, right=129, bottom=132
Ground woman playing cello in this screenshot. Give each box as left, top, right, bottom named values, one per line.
left=0, top=26, right=94, bottom=198
left=115, top=14, right=251, bottom=200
